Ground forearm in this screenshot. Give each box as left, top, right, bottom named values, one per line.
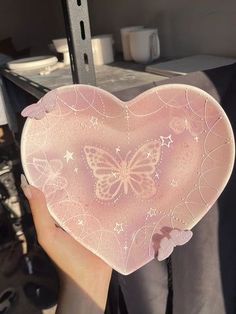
left=56, top=268, right=112, bottom=314
left=20, top=181, right=112, bottom=313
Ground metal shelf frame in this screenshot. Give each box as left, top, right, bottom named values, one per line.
left=61, top=0, right=96, bottom=85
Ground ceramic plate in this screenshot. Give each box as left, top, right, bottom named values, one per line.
left=21, top=84, right=235, bottom=274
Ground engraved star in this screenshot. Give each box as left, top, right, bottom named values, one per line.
left=74, top=168, right=79, bottom=173
left=112, top=172, right=117, bottom=178
left=147, top=208, right=157, bottom=217
left=90, top=116, right=98, bottom=126
left=77, top=219, right=84, bottom=225
left=171, top=179, right=178, bottom=187
left=155, top=172, right=160, bottom=179
left=124, top=245, right=128, bottom=251
left=146, top=151, right=152, bottom=158
left=114, top=223, right=124, bottom=234
left=64, top=150, right=74, bottom=163
left=115, top=147, right=121, bottom=153
left=160, top=135, right=173, bottom=148
left=194, top=136, right=199, bottom=142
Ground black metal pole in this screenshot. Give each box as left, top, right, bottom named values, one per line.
left=61, top=0, right=96, bottom=85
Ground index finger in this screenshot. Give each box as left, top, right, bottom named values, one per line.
left=21, top=174, right=55, bottom=239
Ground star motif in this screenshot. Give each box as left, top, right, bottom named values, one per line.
left=77, top=219, right=84, bottom=226
left=147, top=208, right=157, bottom=217
left=114, top=223, right=124, bottom=234
left=146, top=151, right=152, bottom=158
left=194, top=136, right=199, bottom=142
left=112, top=172, right=118, bottom=178
left=115, top=147, right=121, bottom=154
left=155, top=172, right=159, bottom=179
left=171, top=179, right=178, bottom=187
left=64, top=150, right=74, bottom=163
left=124, top=245, right=128, bottom=251
left=160, top=134, right=173, bottom=148
left=90, top=116, right=98, bottom=126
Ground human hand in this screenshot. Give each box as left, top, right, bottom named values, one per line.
left=21, top=175, right=112, bottom=313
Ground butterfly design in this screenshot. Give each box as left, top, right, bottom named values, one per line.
left=21, top=92, right=56, bottom=119
left=22, top=102, right=47, bottom=120
left=156, top=228, right=193, bottom=261
left=169, top=114, right=204, bottom=137
left=84, top=140, right=161, bottom=201
left=32, top=158, right=67, bottom=196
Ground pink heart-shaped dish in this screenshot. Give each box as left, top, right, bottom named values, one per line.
left=21, top=84, right=235, bottom=274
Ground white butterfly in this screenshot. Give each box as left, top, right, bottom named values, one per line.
left=156, top=229, right=193, bottom=261
left=84, top=140, right=161, bottom=201
left=32, top=158, right=67, bottom=197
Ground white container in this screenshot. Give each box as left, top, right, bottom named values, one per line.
left=120, top=26, right=144, bottom=61
left=129, top=28, right=160, bottom=64
left=92, top=35, right=114, bottom=65
left=7, top=56, right=58, bottom=72
left=62, top=51, right=70, bottom=65
left=52, top=38, right=68, bottom=53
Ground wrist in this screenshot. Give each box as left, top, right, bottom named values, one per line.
left=58, top=266, right=112, bottom=313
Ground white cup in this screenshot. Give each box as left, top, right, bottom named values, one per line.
left=52, top=38, right=68, bottom=53
left=120, top=26, right=144, bottom=61
left=92, top=34, right=114, bottom=65
left=129, top=28, right=160, bottom=64
left=63, top=51, right=70, bottom=65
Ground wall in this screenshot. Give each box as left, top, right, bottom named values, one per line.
left=88, top=0, right=236, bottom=58
left=1, top=0, right=235, bottom=58
left=0, top=0, right=65, bottom=55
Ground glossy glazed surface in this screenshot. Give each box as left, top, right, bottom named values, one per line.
left=21, top=84, right=235, bottom=274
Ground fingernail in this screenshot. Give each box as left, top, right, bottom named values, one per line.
left=21, top=174, right=32, bottom=199
left=55, top=223, right=66, bottom=232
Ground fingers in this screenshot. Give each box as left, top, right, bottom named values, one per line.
left=21, top=174, right=55, bottom=243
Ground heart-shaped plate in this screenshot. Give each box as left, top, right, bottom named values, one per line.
left=21, top=84, right=235, bottom=274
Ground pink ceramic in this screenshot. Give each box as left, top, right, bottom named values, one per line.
left=21, top=84, right=235, bottom=275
